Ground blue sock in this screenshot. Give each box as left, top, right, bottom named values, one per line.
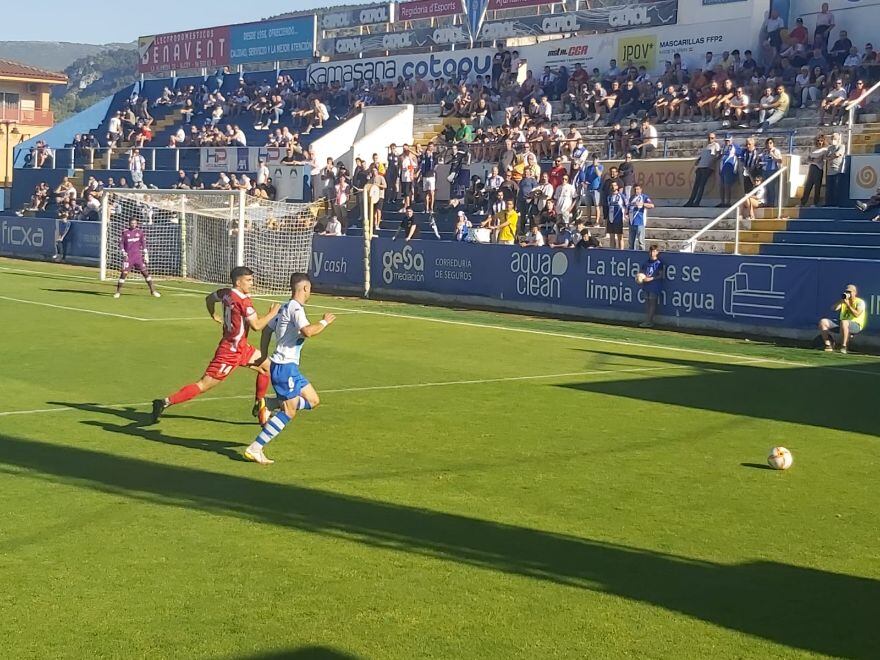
left=297, top=398, right=312, bottom=411
left=255, top=411, right=291, bottom=447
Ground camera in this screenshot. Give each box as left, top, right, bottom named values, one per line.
left=841, top=291, right=851, bottom=300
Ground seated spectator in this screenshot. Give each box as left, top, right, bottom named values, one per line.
left=741, top=174, right=766, bottom=220
left=632, top=118, right=658, bottom=158
left=855, top=187, right=880, bottom=221
left=322, top=215, right=343, bottom=236
left=519, top=223, right=546, bottom=247
left=819, top=78, right=848, bottom=126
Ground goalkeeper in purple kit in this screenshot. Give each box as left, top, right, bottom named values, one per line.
left=115, top=218, right=160, bottom=299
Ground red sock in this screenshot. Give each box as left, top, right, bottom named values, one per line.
left=255, top=372, right=269, bottom=401
left=167, top=383, right=202, bottom=406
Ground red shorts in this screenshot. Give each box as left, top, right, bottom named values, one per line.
left=204, top=342, right=257, bottom=381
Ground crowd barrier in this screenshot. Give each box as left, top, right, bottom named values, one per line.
left=0, top=217, right=101, bottom=264
left=309, top=237, right=880, bottom=344
left=3, top=225, right=877, bottom=345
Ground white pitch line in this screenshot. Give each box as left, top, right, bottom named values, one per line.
left=0, top=362, right=748, bottom=418
left=3, top=263, right=880, bottom=376
left=0, top=295, right=149, bottom=321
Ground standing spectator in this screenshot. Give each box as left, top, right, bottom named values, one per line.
left=739, top=137, right=760, bottom=195
left=320, top=158, right=337, bottom=200
left=496, top=199, right=519, bottom=245
left=419, top=144, right=438, bottom=217
left=759, top=137, right=784, bottom=206
left=606, top=181, right=627, bottom=249
left=764, top=10, right=786, bottom=51
left=553, top=174, right=577, bottom=223
left=128, top=149, right=146, bottom=187
left=257, top=159, right=270, bottom=187
left=583, top=156, right=604, bottom=227
left=399, top=146, right=418, bottom=212
left=801, top=134, right=828, bottom=207
left=627, top=184, right=655, bottom=251
left=638, top=246, right=664, bottom=328
left=619, top=153, right=637, bottom=198
left=814, top=3, right=835, bottom=50
left=824, top=132, right=846, bottom=207
left=332, top=174, right=350, bottom=232
left=368, top=166, right=387, bottom=231
left=685, top=133, right=721, bottom=207
left=718, top=136, right=739, bottom=208
left=107, top=112, right=122, bottom=148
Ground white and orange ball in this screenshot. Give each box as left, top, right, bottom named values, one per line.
left=635, top=273, right=647, bottom=284
left=767, top=446, right=793, bottom=470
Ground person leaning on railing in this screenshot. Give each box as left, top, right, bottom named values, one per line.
left=819, top=284, right=867, bottom=354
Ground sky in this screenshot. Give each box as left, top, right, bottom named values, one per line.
left=0, top=0, right=329, bottom=43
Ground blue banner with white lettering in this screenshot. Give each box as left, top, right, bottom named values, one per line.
left=230, top=16, right=315, bottom=65
left=0, top=217, right=58, bottom=259
left=352, top=237, right=878, bottom=335
left=309, top=236, right=367, bottom=290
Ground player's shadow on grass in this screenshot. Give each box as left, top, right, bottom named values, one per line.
left=0, top=433, right=876, bottom=659
left=47, top=402, right=249, bottom=462
left=42, top=288, right=108, bottom=297
left=237, top=647, right=361, bottom=660
left=563, top=349, right=880, bottom=437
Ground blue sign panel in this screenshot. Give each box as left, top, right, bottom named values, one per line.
left=0, top=217, right=58, bottom=259
left=310, top=236, right=367, bottom=290
left=230, top=17, right=315, bottom=65
left=362, top=238, right=880, bottom=335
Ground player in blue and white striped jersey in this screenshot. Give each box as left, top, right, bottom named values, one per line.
left=245, top=273, right=335, bottom=465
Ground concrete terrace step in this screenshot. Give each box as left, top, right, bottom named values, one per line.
left=647, top=227, right=736, bottom=242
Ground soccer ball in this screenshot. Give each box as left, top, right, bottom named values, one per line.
left=767, top=446, right=793, bottom=470
left=635, top=273, right=647, bottom=284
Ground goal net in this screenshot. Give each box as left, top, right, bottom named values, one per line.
left=100, top=189, right=321, bottom=293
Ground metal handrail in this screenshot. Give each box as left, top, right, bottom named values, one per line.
left=846, top=79, right=880, bottom=153
left=681, top=166, right=788, bottom=254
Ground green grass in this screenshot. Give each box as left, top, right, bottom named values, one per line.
left=0, top=256, right=878, bottom=659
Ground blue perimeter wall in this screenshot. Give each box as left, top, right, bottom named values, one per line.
left=2, top=226, right=878, bottom=343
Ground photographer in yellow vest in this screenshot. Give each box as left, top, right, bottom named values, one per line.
left=818, top=284, right=867, bottom=354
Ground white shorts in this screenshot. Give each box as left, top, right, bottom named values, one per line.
left=422, top=176, right=436, bottom=192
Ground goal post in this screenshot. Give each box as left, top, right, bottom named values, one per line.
left=99, top=188, right=319, bottom=293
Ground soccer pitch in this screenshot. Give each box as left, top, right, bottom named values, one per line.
left=0, top=256, right=878, bottom=659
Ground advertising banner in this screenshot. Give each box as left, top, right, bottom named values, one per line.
left=849, top=155, right=879, bottom=200
left=138, top=28, right=230, bottom=74
left=65, top=221, right=101, bottom=262
left=397, top=0, right=463, bottom=21
left=139, top=16, right=316, bottom=73
left=488, top=0, right=555, bottom=9
left=519, top=18, right=750, bottom=75
left=307, top=48, right=494, bottom=85
left=310, top=236, right=368, bottom=290
left=271, top=165, right=309, bottom=201
left=0, top=217, right=59, bottom=259
left=320, top=25, right=470, bottom=57
left=200, top=147, right=252, bottom=173
left=229, top=16, right=316, bottom=64
left=479, top=0, right=678, bottom=41
left=319, top=3, right=392, bottom=30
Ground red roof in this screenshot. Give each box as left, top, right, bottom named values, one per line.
left=0, top=59, right=67, bottom=83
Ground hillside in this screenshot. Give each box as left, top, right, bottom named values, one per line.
left=0, top=41, right=134, bottom=74
left=51, top=47, right=140, bottom=122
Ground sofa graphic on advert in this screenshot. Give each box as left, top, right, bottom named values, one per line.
left=722, top=263, right=786, bottom=321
